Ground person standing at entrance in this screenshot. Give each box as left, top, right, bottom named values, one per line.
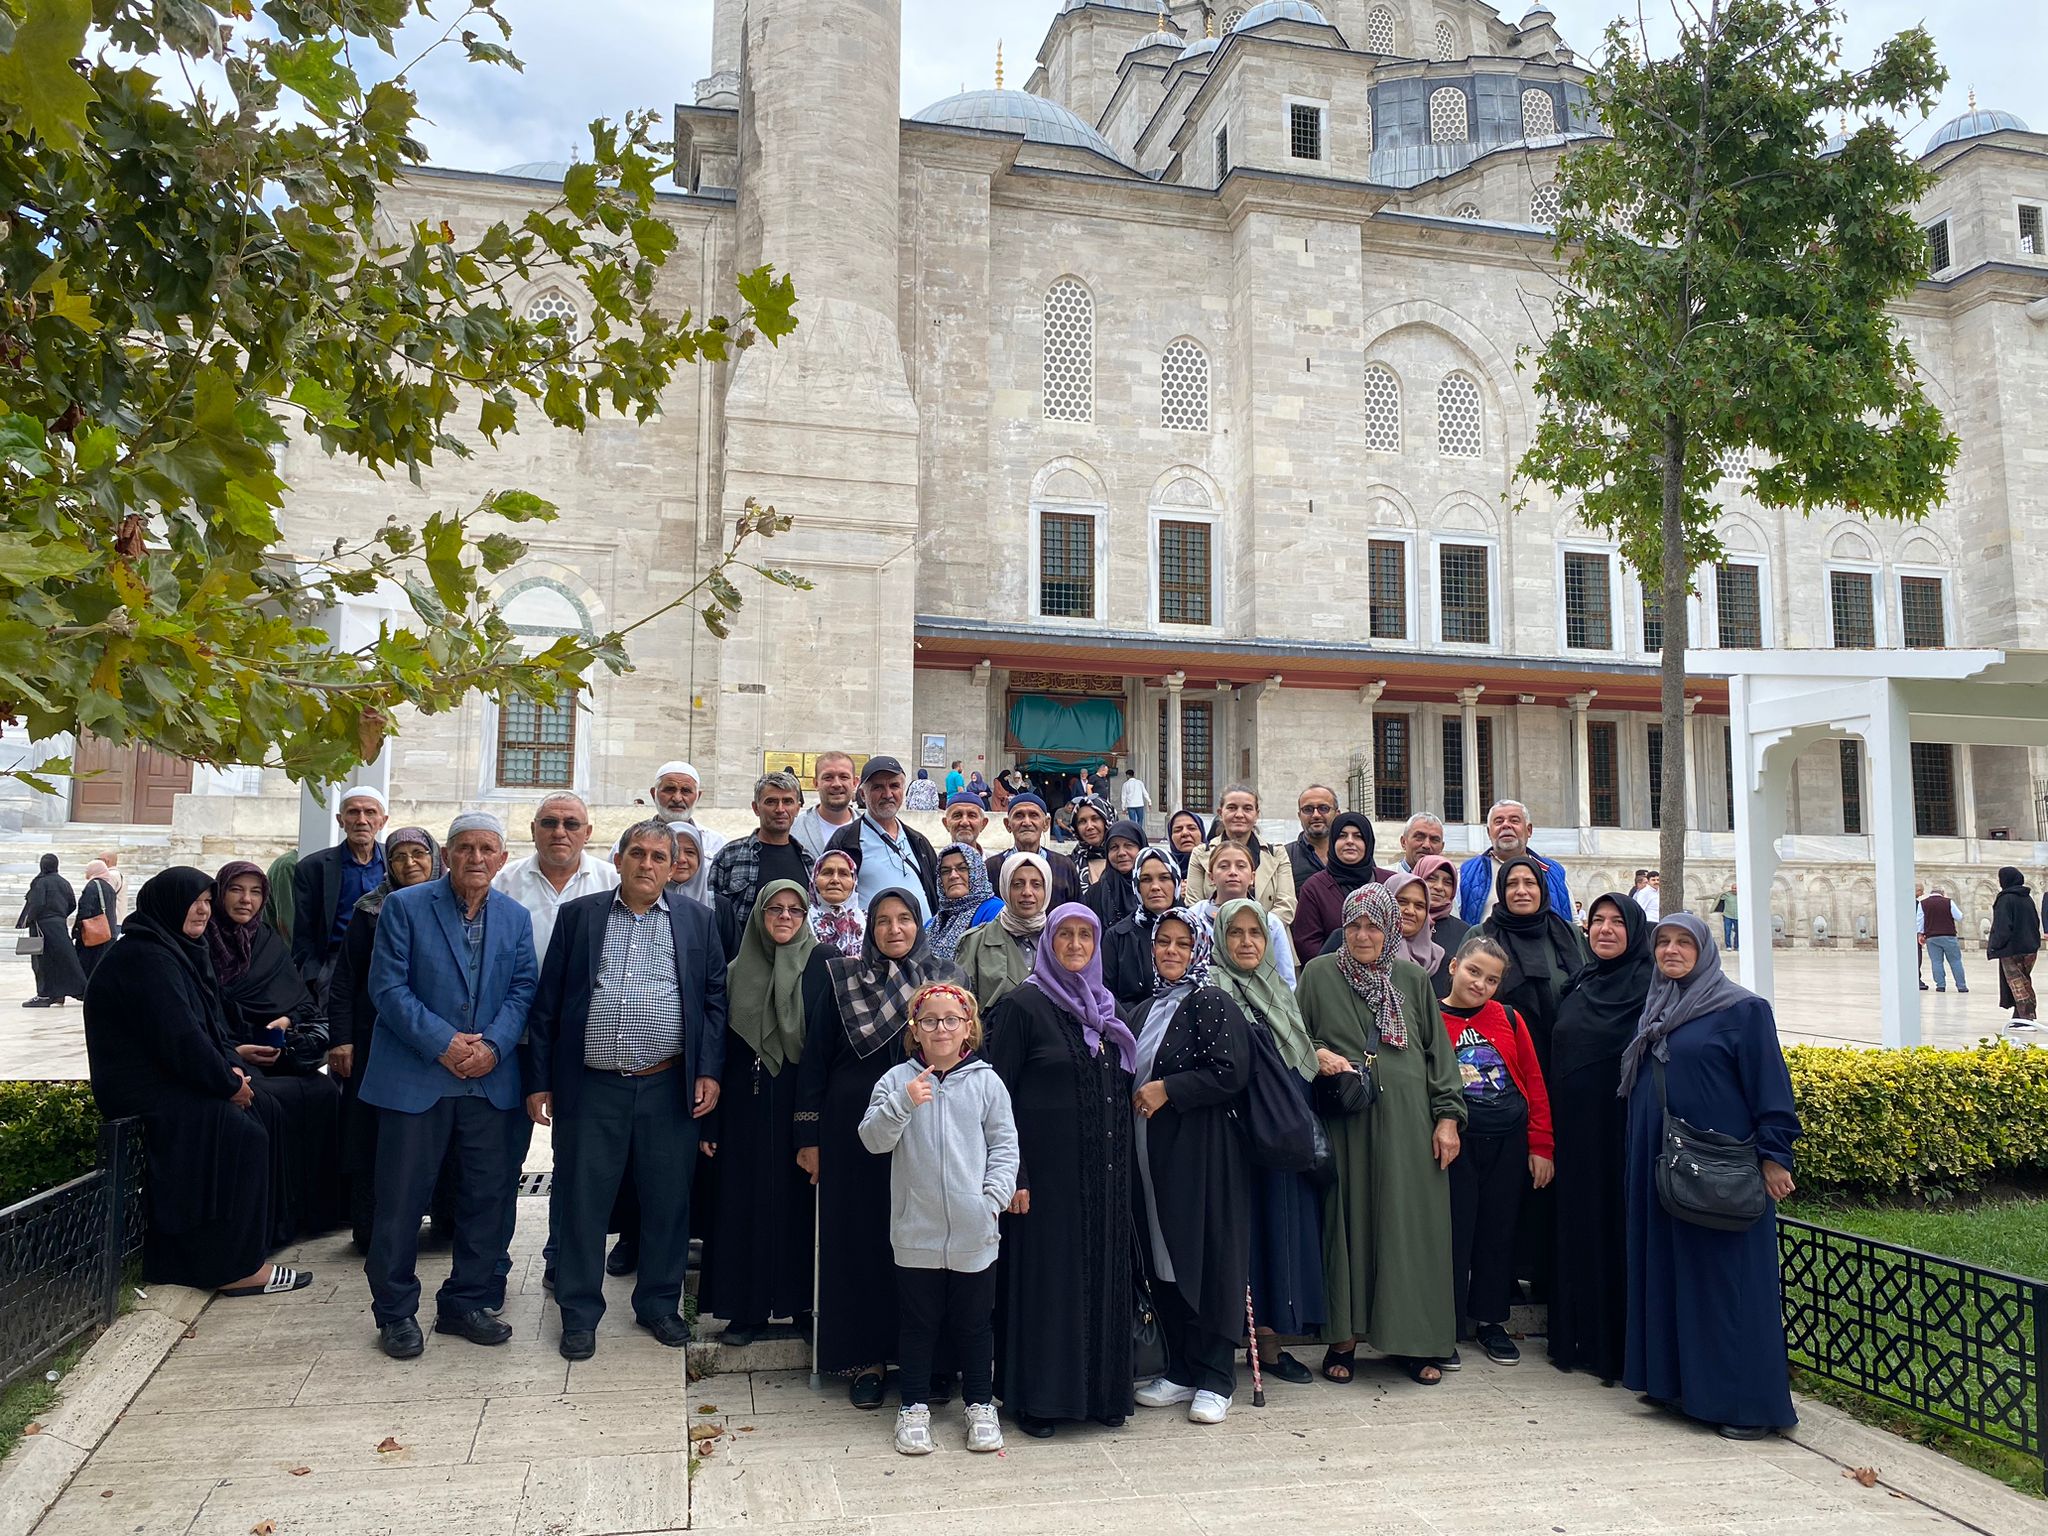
left=1120, top=767, right=1153, bottom=827
left=1918, top=886, right=1968, bottom=993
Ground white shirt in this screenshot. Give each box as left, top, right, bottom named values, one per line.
left=493, top=851, right=621, bottom=967
left=792, top=804, right=858, bottom=864
left=1633, top=886, right=1662, bottom=923
left=1120, top=776, right=1152, bottom=813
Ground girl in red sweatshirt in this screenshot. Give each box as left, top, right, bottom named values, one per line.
left=1439, top=934, right=1554, bottom=1366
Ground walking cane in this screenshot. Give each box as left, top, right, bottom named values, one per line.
left=808, top=1192, right=822, bottom=1391
left=1244, top=1285, right=1264, bottom=1409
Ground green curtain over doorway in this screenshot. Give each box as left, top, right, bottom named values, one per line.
left=1006, top=694, right=1125, bottom=772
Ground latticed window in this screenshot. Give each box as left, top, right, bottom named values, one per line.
left=526, top=288, right=579, bottom=329
left=1925, top=219, right=1951, bottom=273
left=1521, top=88, right=1556, bottom=137
left=1214, top=125, right=1230, bottom=181
left=1439, top=543, right=1490, bottom=644
left=1716, top=563, right=1764, bottom=648
left=497, top=695, right=575, bottom=789
left=1442, top=717, right=1495, bottom=825
left=1641, top=578, right=1663, bottom=652
left=1433, top=17, right=1457, bottom=58
left=1158, top=520, right=1213, bottom=625
left=1587, top=720, right=1619, bottom=827
left=1368, top=539, right=1406, bottom=639
left=1365, top=6, right=1396, bottom=52
left=1221, top=6, right=1244, bottom=29
left=1437, top=372, right=1482, bottom=456
left=1157, top=698, right=1215, bottom=810
left=1289, top=102, right=1324, bottom=161
left=1829, top=569, right=1876, bottom=648
left=1715, top=444, right=1748, bottom=479
left=1564, top=551, right=1613, bottom=650
left=1039, top=511, right=1095, bottom=618
left=1911, top=742, right=1957, bottom=836
left=1161, top=339, right=1210, bottom=432
left=1899, top=575, right=1946, bottom=648
left=1647, top=723, right=1665, bottom=828
left=1042, top=277, right=1094, bottom=422
left=1839, top=740, right=1863, bottom=834
left=1430, top=87, right=1468, bottom=143
left=1531, top=184, right=1561, bottom=225
left=1453, top=203, right=1482, bottom=219
left=1373, top=713, right=1411, bottom=820
left=2022, top=204, right=2044, bottom=256
left=1362, top=364, right=1401, bottom=451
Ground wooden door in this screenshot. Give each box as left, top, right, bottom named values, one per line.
left=131, top=745, right=192, bottom=824
left=68, top=735, right=192, bottom=824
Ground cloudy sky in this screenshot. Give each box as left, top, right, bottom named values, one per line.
left=397, top=0, right=2042, bottom=175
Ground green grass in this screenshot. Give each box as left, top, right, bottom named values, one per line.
left=0, top=1336, right=91, bottom=1463
left=1785, top=1194, right=2048, bottom=1281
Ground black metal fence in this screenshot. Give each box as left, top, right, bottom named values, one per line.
left=1780, top=1216, right=2047, bottom=1490
left=0, top=1117, right=145, bottom=1393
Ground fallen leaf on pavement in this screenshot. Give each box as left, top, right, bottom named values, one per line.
left=375, top=1437, right=403, bottom=1454
left=100, top=1491, right=113, bottom=1499
left=183, top=1327, right=197, bottom=1340
left=737, top=1425, right=755, bottom=1433
left=688, top=1423, right=722, bottom=1443
left=253, top=1523, right=276, bottom=1536
left=1846, top=1467, right=1879, bottom=1487
left=289, top=1467, right=311, bottom=1477
left=22, top=1424, right=40, bottom=1435
left=695, top=1404, right=718, bottom=1414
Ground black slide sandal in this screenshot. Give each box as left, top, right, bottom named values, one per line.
left=1397, top=1355, right=1444, bottom=1386
left=1319, top=1345, right=1357, bottom=1384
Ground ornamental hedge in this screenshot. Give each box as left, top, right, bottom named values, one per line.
left=1785, top=1043, right=2048, bottom=1193
left=0, top=1081, right=101, bottom=1208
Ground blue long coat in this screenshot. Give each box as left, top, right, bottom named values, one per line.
left=1623, top=996, right=1801, bottom=1429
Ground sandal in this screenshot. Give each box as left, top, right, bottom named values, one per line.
left=848, top=1369, right=887, bottom=1410
left=1397, top=1355, right=1443, bottom=1386
left=1319, top=1345, right=1357, bottom=1384
left=220, top=1265, right=312, bottom=1298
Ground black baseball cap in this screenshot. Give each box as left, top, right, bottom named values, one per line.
left=861, top=755, right=905, bottom=783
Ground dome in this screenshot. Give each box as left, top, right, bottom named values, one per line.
left=1126, top=26, right=1185, bottom=53
left=1519, top=4, right=1556, bottom=25
left=1926, top=106, right=2028, bottom=150
left=1061, top=0, right=1159, bottom=9
left=1178, top=34, right=1222, bottom=62
left=496, top=160, right=569, bottom=181
left=1234, top=0, right=1329, bottom=29
left=912, top=89, right=1123, bottom=163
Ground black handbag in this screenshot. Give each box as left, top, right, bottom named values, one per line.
left=1311, top=1016, right=1381, bottom=1119
left=1130, top=1225, right=1167, bottom=1381
left=1651, top=1057, right=1767, bottom=1232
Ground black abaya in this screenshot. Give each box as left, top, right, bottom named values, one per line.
left=699, top=1038, right=816, bottom=1330
left=984, top=979, right=1136, bottom=1423
left=20, top=869, right=88, bottom=1001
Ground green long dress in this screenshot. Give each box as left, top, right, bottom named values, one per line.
left=1298, top=951, right=1467, bottom=1356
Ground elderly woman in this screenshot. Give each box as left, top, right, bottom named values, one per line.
left=1190, top=843, right=1296, bottom=986
left=18, top=854, right=88, bottom=1007
left=1164, top=810, right=1205, bottom=879
left=1125, top=909, right=1253, bottom=1425
left=1104, top=847, right=1185, bottom=1004
left=796, top=888, right=962, bottom=1408
left=984, top=904, right=1137, bottom=1437
left=1383, top=871, right=1450, bottom=999
left=1209, top=897, right=1324, bottom=1383
left=1548, top=893, right=1654, bottom=1382
left=1068, top=795, right=1116, bottom=893
left=926, top=842, right=1001, bottom=962
left=1084, top=820, right=1147, bottom=931
left=1622, top=914, right=1800, bottom=1438
left=1300, top=884, right=1464, bottom=1386
left=808, top=847, right=865, bottom=959
left=83, top=869, right=311, bottom=1296
left=955, top=851, right=1050, bottom=1010
left=701, top=880, right=818, bottom=1348
left=1292, top=812, right=1383, bottom=960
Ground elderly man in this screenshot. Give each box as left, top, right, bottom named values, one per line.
left=827, top=755, right=940, bottom=918
left=1286, top=783, right=1340, bottom=889
left=984, top=792, right=1080, bottom=909
left=1919, top=886, right=1968, bottom=993
left=495, top=793, right=620, bottom=963
left=650, top=760, right=726, bottom=861
left=1457, top=799, right=1573, bottom=924
left=792, top=750, right=860, bottom=862
left=525, top=821, right=727, bottom=1359
left=1394, top=812, right=1447, bottom=873
left=708, top=770, right=814, bottom=950
left=1185, top=782, right=1297, bottom=925
left=292, top=786, right=390, bottom=988
left=942, top=790, right=991, bottom=852
left=362, top=812, right=538, bottom=1360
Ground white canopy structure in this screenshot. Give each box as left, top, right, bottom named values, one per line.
left=1704, top=648, right=2048, bottom=1047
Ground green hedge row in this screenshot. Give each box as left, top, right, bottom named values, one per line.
left=0, top=1081, right=102, bottom=1208
left=1786, top=1042, right=2048, bottom=1193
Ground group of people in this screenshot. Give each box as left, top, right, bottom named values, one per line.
left=15, top=851, right=125, bottom=1006
left=68, top=758, right=1806, bottom=1461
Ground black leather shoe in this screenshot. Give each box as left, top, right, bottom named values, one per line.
left=1017, top=1414, right=1056, bottom=1438
left=606, top=1236, right=639, bottom=1276
left=435, top=1308, right=513, bottom=1346
left=720, top=1323, right=763, bottom=1348
left=637, top=1312, right=692, bottom=1348
left=379, top=1318, right=424, bottom=1359
left=849, top=1369, right=886, bottom=1409
left=559, top=1329, right=597, bottom=1361
left=1718, top=1423, right=1770, bottom=1440
left=1262, top=1351, right=1314, bottom=1385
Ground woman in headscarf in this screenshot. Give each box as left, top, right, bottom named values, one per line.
left=955, top=850, right=1050, bottom=1011
left=72, top=858, right=122, bottom=980
left=17, top=853, right=88, bottom=1007
left=1103, top=846, right=1185, bottom=1004
left=906, top=768, right=942, bottom=812
left=327, top=827, right=445, bottom=1251
left=1209, top=897, right=1324, bottom=1383
left=1068, top=795, right=1115, bottom=894
left=808, top=847, right=865, bottom=959
left=1622, top=914, right=1800, bottom=1438
left=1412, top=853, right=1468, bottom=960
left=701, top=880, right=819, bottom=1348
left=82, top=868, right=311, bottom=1296
left=1123, top=907, right=1253, bottom=1424
left=1083, top=819, right=1146, bottom=931
left=669, top=822, right=714, bottom=908
left=1291, top=812, right=1381, bottom=960
left=1383, top=871, right=1450, bottom=999
left=984, top=904, right=1137, bottom=1437
left=1299, top=884, right=1464, bottom=1387
left=1547, top=892, right=1653, bottom=1382
left=1988, top=865, right=2041, bottom=1024
left=796, top=888, right=963, bottom=1408
left=926, top=842, right=1001, bottom=962
left=1165, top=810, right=1206, bottom=879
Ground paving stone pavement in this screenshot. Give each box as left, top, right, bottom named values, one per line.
left=24, top=1207, right=2012, bottom=1536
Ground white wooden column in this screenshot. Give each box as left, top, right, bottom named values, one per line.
left=1865, top=677, right=1922, bottom=1047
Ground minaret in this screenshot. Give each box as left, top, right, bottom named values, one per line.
left=696, top=0, right=744, bottom=107
left=711, top=0, right=922, bottom=791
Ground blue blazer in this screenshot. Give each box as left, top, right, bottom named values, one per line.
left=521, top=890, right=728, bottom=1120
left=361, top=878, right=538, bottom=1114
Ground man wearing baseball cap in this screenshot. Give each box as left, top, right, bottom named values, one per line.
left=293, top=784, right=390, bottom=991
left=826, top=755, right=940, bottom=918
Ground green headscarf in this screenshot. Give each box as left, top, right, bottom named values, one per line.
left=726, top=879, right=818, bottom=1072
left=1209, top=897, right=1317, bottom=1080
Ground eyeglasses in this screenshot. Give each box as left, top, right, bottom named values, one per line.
left=537, top=817, right=586, bottom=831
left=1299, top=802, right=1337, bottom=816
left=914, top=1017, right=969, bottom=1033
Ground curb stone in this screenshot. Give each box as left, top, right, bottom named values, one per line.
left=1786, top=1395, right=2048, bottom=1536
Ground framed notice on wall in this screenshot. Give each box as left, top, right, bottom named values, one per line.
left=921, top=734, right=947, bottom=768
left=762, top=752, right=869, bottom=791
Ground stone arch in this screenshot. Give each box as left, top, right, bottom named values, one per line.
left=494, top=565, right=604, bottom=634
left=1032, top=455, right=1109, bottom=505
left=1359, top=482, right=1418, bottom=527
left=1358, top=300, right=1530, bottom=466
left=1895, top=528, right=1951, bottom=567
left=1717, top=511, right=1770, bottom=554
left=1431, top=489, right=1498, bottom=535
left=1824, top=521, right=1879, bottom=562
left=1803, top=874, right=1840, bottom=940
left=1148, top=461, right=1224, bottom=510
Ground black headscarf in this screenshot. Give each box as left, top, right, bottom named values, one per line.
left=204, top=861, right=319, bottom=1047
left=206, top=860, right=269, bottom=987
left=122, top=868, right=228, bottom=1041
left=1165, top=810, right=1206, bottom=877
left=1479, top=854, right=1586, bottom=1018
left=1552, top=892, right=1655, bottom=1082
left=1324, top=811, right=1379, bottom=895
left=38, top=853, right=59, bottom=876
left=1087, top=820, right=1147, bottom=930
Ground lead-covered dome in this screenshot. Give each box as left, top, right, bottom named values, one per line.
left=1178, top=33, right=1221, bottom=62
left=1126, top=26, right=1186, bottom=53
left=1234, top=0, right=1328, bottom=29
left=497, top=160, right=569, bottom=180
left=912, top=89, right=1123, bottom=163
left=1926, top=106, right=2028, bottom=150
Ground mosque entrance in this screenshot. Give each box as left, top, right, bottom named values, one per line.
left=1003, top=671, right=1128, bottom=806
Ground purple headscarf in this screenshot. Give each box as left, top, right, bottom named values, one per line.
left=1026, top=902, right=1138, bottom=1072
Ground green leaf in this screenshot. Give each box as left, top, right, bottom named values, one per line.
left=476, top=532, right=524, bottom=573
left=269, top=38, right=357, bottom=117
left=421, top=512, right=469, bottom=608
left=462, top=35, right=523, bottom=71
left=0, top=411, right=51, bottom=475
left=32, top=265, right=100, bottom=333
left=562, top=162, right=599, bottom=220
left=0, top=534, right=96, bottom=584
left=0, top=0, right=97, bottom=149
left=486, top=489, right=557, bottom=522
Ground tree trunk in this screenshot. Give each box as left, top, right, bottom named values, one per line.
left=1658, top=411, right=1690, bottom=911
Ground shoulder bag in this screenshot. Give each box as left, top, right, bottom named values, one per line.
left=1311, top=1014, right=1381, bottom=1119
left=1129, top=1221, right=1167, bottom=1382
left=78, top=883, right=112, bottom=948
left=1650, top=1056, right=1767, bottom=1232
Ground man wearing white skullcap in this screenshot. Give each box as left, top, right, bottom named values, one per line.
left=292, top=784, right=391, bottom=987
left=649, top=761, right=726, bottom=860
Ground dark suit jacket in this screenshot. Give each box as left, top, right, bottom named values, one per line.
left=521, top=889, right=729, bottom=1120
left=291, top=841, right=385, bottom=978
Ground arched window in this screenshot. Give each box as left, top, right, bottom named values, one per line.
left=1453, top=202, right=1482, bottom=219
left=526, top=288, right=579, bottom=329
left=1531, top=183, right=1561, bottom=225
left=1430, top=87, right=1469, bottom=143
left=1437, top=372, right=1483, bottom=458
left=1160, top=338, right=1211, bottom=433
left=1433, top=17, right=1458, bottom=59
left=1362, top=364, right=1401, bottom=452
left=494, top=579, right=595, bottom=791
left=1043, top=277, right=1095, bottom=423
left=1521, top=88, right=1557, bottom=137
left=1222, top=6, right=1245, bottom=29
left=1365, top=6, right=1396, bottom=52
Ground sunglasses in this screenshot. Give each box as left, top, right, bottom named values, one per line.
left=537, top=817, right=586, bottom=831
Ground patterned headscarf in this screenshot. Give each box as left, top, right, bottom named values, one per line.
left=927, top=842, right=995, bottom=962
left=1071, top=794, right=1115, bottom=851
left=1131, top=846, right=1184, bottom=938
left=1147, top=905, right=1213, bottom=994
left=355, top=827, right=441, bottom=919
left=1334, top=883, right=1408, bottom=1048
left=825, top=888, right=962, bottom=1059
left=808, top=848, right=865, bottom=957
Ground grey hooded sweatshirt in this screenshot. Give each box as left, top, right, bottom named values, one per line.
left=858, top=1052, right=1020, bottom=1272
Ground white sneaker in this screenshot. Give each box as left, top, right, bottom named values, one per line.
left=2010, top=1019, right=2039, bottom=1032
left=894, top=1404, right=934, bottom=1455
left=964, top=1401, right=1004, bottom=1452
left=1134, top=1377, right=1196, bottom=1408
left=1188, top=1390, right=1232, bottom=1425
